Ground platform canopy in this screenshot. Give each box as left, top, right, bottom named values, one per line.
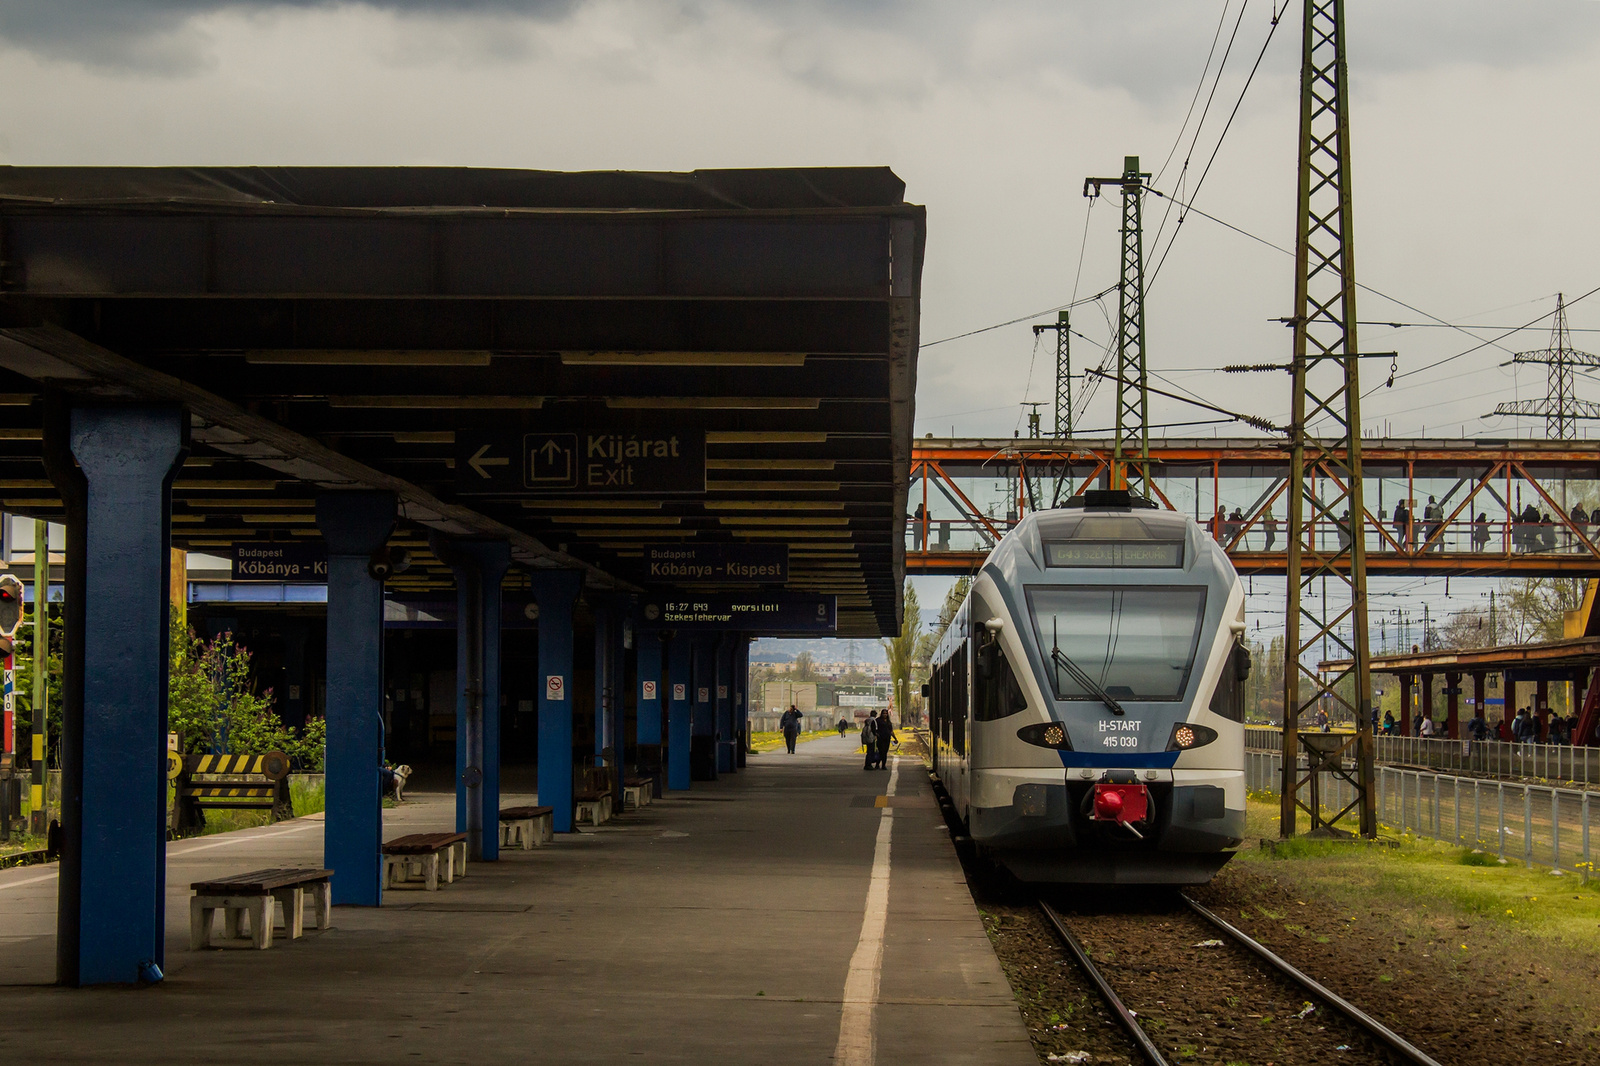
left=0, top=166, right=923, bottom=637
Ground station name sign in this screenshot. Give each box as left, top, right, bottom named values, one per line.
left=231, top=542, right=327, bottom=581
left=643, top=544, right=788, bottom=584
left=639, top=592, right=836, bottom=633
left=456, top=417, right=706, bottom=495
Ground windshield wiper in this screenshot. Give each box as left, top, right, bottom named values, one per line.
left=1052, top=618, right=1125, bottom=717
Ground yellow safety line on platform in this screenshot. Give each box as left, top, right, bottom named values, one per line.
left=834, top=755, right=898, bottom=1066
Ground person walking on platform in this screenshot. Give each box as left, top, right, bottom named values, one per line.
left=780, top=704, right=802, bottom=754
left=1512, top=707, right=1532, bottom=744
left=837, top=717, right=849, bottom=738
left=874, top=713, right=898, bottom=769
left=862, top=711, right=879, bottom=770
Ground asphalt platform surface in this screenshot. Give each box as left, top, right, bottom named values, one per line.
left=0, top=734, right=1034, bottom=1065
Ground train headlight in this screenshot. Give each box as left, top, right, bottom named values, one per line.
left=1166, top=722, right=1219, bottom=751
left=1017, top=722, right=1074, bottom=750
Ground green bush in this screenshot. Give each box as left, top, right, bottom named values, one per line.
left=168, top=618, right=324, bottom=771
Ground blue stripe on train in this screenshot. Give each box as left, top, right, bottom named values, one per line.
left=1055, top=751, right=1183, bottom=769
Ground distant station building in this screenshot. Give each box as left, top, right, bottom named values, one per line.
left=1320, top=580, right=1600, bottom=742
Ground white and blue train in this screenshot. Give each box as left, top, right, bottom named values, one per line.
left=928, top=489, right=1249, bottom=884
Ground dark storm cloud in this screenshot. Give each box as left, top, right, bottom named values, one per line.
left=0, top=1, right=579, bottom=73
left=3, top=0, right=1597, bottom=84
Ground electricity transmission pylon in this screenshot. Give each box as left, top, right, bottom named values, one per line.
left=1281, top=0, right=1376, bottom=839
left=1032, top=312, right=1073, bottom=438
left=1084, top=156, right=1151, bottom=492
left=1492, top=294, right=1600, bottom=439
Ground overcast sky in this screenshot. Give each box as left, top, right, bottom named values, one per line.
left=4, top=1, right=1599, bottom=440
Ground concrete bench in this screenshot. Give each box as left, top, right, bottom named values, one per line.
left=622, top=776, right=653, bottom=810
left=190, top=867, right=332, bottom=950
left=573, top=790, right=613, bottom=826
left=499, top=805, right=554, bottom=849
left=383, top=832, right=468, bottom=891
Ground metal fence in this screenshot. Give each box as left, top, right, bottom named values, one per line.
left=1244, top=726, right=1600, bottom=785
left=1245, top=749, right=1600, bottom=877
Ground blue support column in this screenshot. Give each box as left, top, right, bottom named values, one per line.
left=477, top=548, right=509, bottom=858
left=666, top=634, right=692, bottom=791
left=316, top=492, right=396, bottom=907
left=637, top=632, right=663, bottom=746
left=611, top=604, right=630, bottom=810
left=715, top=636, right=734, bottom=774
left=531, top=571, right=581, bottom=832
left=593, top=602, right=612, bottom=769
left=692, top=637, right=717, bottom=781
left=434, top=537, right=511, bottom=862
left=47, top=406, right=185, bottom=986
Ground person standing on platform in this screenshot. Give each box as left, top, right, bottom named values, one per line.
left=1263, top=509, right=1278, bottom=551
left=874, top=713, right=897, bottom=770
left=862, top=711, right=879, bottom=770
left=779, top=704, right=802, bottom=754
left=837, top=717, right=849, bottom=738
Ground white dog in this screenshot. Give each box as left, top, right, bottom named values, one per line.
left=388, top=764, right=413, bottom=802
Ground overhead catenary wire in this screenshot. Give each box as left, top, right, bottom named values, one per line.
left=1152, top=1, right=1236, bottom=188
left=919, top=284, right=1117, bottom=349
left=1148, top=0, right=1254, bottom=258
left=1083, top=366, right=1283, bottom=432
left=1148, top=1, right=1287, bottom=291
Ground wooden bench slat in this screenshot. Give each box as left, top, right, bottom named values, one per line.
left=382, top=832, right=468, bottom=855
left=190, top=867, right=332, bottom=894
left=499, top=806, right=553, bottom=820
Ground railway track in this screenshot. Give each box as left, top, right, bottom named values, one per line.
left=1039, top=896, right=1444, bottom=1066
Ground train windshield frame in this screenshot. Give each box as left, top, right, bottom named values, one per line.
left=1025, top=585, right=1207, bottom=702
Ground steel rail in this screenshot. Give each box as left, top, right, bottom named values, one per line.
left=1181, top=895, right=1444, bottom=1066
left=1037, top=900, right=1170, bottom=1066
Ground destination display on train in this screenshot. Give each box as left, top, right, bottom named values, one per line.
left=1044, top=540, right=1184, bottom=568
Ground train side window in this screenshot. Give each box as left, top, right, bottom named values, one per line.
left=1209, top=641, right=1251, bottom=722
left=953, top=640, right=969, bottom=755
left=937, top=662, right=951, bottom=745
left=974, top=642, right=1029, bottom=722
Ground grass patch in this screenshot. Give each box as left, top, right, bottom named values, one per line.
left=1240, top=795, right=1600, bottom=949
left=1458, top=848, right=1504, bottom=867
left=748, top=729, right=849, bottom=753
left=292, top=776, right=325, bottom=817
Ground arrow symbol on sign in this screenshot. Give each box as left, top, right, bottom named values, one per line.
left=540, top=440, right=564, bottom=463
left=469, top=443, right=510, bottom=479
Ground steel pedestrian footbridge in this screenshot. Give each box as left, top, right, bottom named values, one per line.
left=906, top=437, right=1600, bottom=576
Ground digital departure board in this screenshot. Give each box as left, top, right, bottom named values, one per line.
left=1044, top=540, right=1184, bottom=568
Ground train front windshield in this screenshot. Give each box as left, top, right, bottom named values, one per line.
left=1026, top=586, right=1206, bottom=701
